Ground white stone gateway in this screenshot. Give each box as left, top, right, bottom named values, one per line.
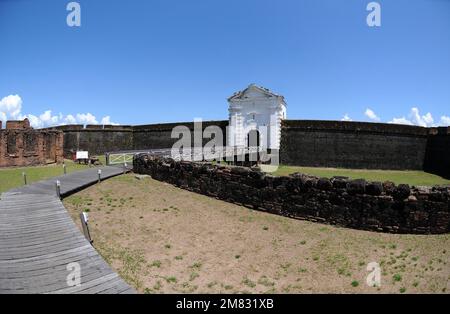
left=227, top=84, right=287, bottom=150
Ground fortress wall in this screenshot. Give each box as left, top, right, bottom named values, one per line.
left=50, top=121, right=228, bottom=157
left=46, top=125, right=134, bottom=157
left=280, top=120, right=429, bottom=170
left=52, top=120, right=448, bottom=179
left=132, top=120, right=228, bottom=150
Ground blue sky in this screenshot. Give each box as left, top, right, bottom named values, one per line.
left=1, top=0, right=449, bottom=127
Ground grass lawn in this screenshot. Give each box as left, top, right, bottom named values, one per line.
left=271, top=165, right=450, bottom=186
left=0, top=160, right=90, bottom=193
left=64, top=174, right=450, bottom=294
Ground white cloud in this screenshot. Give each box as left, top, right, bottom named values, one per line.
left=341, top=114, right=352, bottom=121
left=0, top=94, right=22, bottom=120
left=440, top=116, right=450, bottom=126
left=421, top=112, right=434, bottom=125
left=0, top=94, right=117, bottom=128
left=364, top=108, right=380, bottom=121
left=64, top=114, right=77, bottom=125
left=0, top=112, right=7, bottom=125
left=408, top=107, right=434, bottom=127
left=25, top=114, right=43, bottom=129
left=389, top=117, right=414, bottom=126
left=40, top=110, right=59, bottom=126
left=75, top=113, right=98, bottom=125
left=100, top=116, right=119, bottom=125
left=389, top=107, right=437, bottom=127
left=340, top=107, right=450, bottom=127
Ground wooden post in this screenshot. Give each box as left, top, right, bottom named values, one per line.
left=63, top=163, right=67, bottom=175
left=80, top=212, right=93, bottom=245
left=22, top=172, right=27, bottom=185
left=55, top=180, right=61, bottom=199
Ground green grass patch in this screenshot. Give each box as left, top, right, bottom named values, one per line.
left=97, top=242, right=147, bottom=290
left=165, top=276, right=177, bottom=283
left=271, top=165, right=450, bottom=186
left=151, top=260, right=162, bottom=268
left=189, top=272, right=200, bottom=281
left=0, top=160, right=91, bottom=193
left=393, top=274, right=402, bottom=282
left=242, top=277, right=256, bottom=288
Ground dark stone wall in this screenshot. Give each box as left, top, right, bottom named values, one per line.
left=280, top=120, right=429, bottom=170
left=133, top=120, right=228, bottom=150
left=46, top=125, right=134, bottom=157
left=134, top=154, right=450, bottom=235
left=424, top=127, right=450, bottom=179
left=49, top=121, right=228, bottom=157
left=52, top=120, right=449, bottom=179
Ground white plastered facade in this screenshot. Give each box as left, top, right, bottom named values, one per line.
left=227, top=84, right=287, bottom=150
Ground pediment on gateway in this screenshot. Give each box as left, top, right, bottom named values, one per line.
left=228, top=84, right=282, bottom=102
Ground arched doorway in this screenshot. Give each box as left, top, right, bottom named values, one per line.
left=246, top=129, right=260, bottom=165
left=247, top=129, right=260, bottom=148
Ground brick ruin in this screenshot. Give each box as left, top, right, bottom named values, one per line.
left=134, top=154, right=450, bottom=235
left=0, top=119, right=64, bottom=167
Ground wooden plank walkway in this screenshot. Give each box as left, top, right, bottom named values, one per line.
left=0, top=166, right=135, bottom=294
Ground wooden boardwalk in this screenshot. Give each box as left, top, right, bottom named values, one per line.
left=0, top=166, right=135, bottom=294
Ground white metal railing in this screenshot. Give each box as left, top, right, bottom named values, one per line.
left=170, top=146, right=264, bottom=162
left=106, top=146, right=267, bottom=165
left=106, top=149, right=173, bottom=165
left=108, top=153, right=134, bottom=165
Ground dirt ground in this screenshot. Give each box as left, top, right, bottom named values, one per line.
left=64, top=174, right=450, bottom=294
